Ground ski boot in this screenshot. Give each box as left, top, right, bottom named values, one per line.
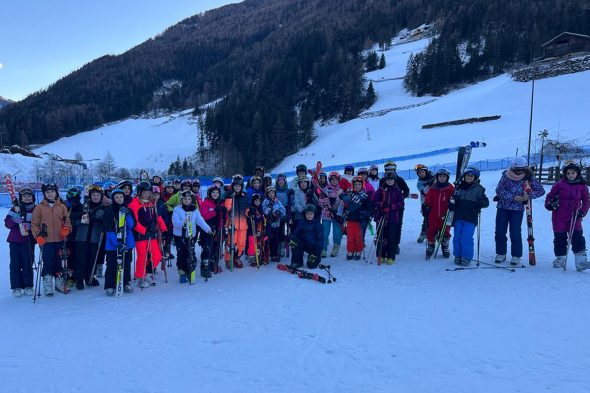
left=460, top=258, right=471, bottom=267
left=353, top=252, right=361, bottom=260
left=75, top=280, right=85, bottom=290
left=234, top=256, right=244, bottom=269
left=417, top=231, right=426, bottom=243
left=43, top=275, right=54, bottom=296
left=494, top=254, right=506, bottom=264
left=510, top=256, right=521, bottom=266
left=23, top=287, right=34, bottom=296
left=201, top=260, right=212, bottom=278
left=12, top=288, right=23, bottom=298
left=138, top=278, right=150, bottom=288
left=321, top=250, right=327, bottom=258
left=346, top=252, right=354, bottom=260
left=55, top=274, right=69, bottom=294
left=552, top=256, right=567, bottom=269
left=441, top=239, right=450, bottom=258
left=426, top=243, right=435, bottom=259
left=386, top=257, right=395, bottom=265
left=178, top=269, right=187, bottom=283
left=95, top=264, right=104, bottom=278
left=279, top=243, right=286, bottom=258
left=249, top=256, right=258, bottom=268
left=395, top=245, right=400, bottom=255
left=330, top=244, right=340, bottom=257
left=86, top=277, right=100, bottom=287
left=454, top=256, right=462, bottom=265
left=106, top=288, right=115, bottom=297
left=124, top=284, right=134, bottom=293
left=575, top=252, right=590, bottom=272
left=149, top=274, right=157, bottom=286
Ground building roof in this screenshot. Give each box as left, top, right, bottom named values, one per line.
left=541, top=32, right=590, bottom=47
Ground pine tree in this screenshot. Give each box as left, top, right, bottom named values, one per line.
left=379, top=53, right=386, bottom=69
left=366, top=81, right=377, bottom=108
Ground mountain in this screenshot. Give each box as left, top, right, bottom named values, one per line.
left=0, top=96, right=13, bottom=109
left=1, top=0, right=588, bottom=174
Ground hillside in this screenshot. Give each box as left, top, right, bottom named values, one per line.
left=0, top=96, right=13, bottom=108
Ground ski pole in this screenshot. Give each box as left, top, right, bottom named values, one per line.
left=476, top=213, right=481, bottom=268
left=89, top=232, right=104, bottom=283
left=564, top=205, right=580, bottom=272
left=33, top=245, right=44, bottom=303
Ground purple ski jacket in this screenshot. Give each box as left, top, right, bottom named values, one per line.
left=545, top=178, right=590, bottom=233
left=495, top=170, right=545, bottom=211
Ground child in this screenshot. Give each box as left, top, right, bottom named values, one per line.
left=274, top=174, right=291, bottom=257
left=372, top=172, right=405, bottom=264
left=340, top=176, right=372, bottom=260
left=545, top=162, right=590, bottom=271
left=31, top=183, right=72, bottom=296
left=424, top=169, right=454, bottom=259
left=319, top=172, right=344, bottom=258
left=415, top=164, right=434, bottom=243
left=289, top=204, right=323, bottom=269
left=172, top=190, right=212, bottom=283
left=200, top=186, right=227, bottom=274
left=452, top=167, right=489, bottom=266
left=291, top=176, right=318, bottom=225
left=103, top=188, right=135, bottom=296
left=5, top=188, right=36, bottom=297
left=262, top=186, right=286, bottom=262
left=128, top=181, right=168, bottom=288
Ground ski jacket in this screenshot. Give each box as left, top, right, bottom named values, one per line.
left=339, top=174, right=353, bottom=192
left=545, top=178, right=590, bottom=233
left=102, top=204, right=136, bottom=251
left=340, top=190, right=371, bottom=223
left=172, top=205, right=211, bottom=237
left=417, top=172, right=435, bottom=204
left=453, top=181, right=489, bottom=225
left=379, top=174, right=410, bottom=198
left=367, top=174, right=380, bottom=192
left=73, top=201, right=106, bottom=244
left=31, top=199, right=72, bottom=243
left=166, top=191, right=202, bottom=212
left=291, top=218, right=323, bottom=250
left=246, top=186, right=264, bottom=204
left=292, top=187, right=319, bottom=221
left=224, top=190, right=249, bottom=230
left=424, top=182, right=455, bottom=220
left=318, top=184, right=343, bottom=220
left=275, top=184, right=291, bottom=209
left=372, top=185, right=405, bottom=224
left=200, top=197, right=227, bottom=230
left=262, top=197, right=286, bottom=228
left=5, top=203, right=35, bottom=243
left=495, top=170, right=545, bottom=211
left=128, top=197, right=168, bottom=241
left=245, top=205, right=265, bottom=236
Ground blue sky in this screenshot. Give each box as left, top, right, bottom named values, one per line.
left=0, top=0, right=237, bottom=101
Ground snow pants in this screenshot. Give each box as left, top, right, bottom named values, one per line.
left=322, top=219, right=343, bottom=252
left=9, top=242, right=34, bottom=289
left=346, top=221, right=364, bottom=253
left=452, top=219, right=476, bottom=261
left=134, top=238, right=162, bottom=279
left=377, top=221, right=400, bottom=259
left=41, top=242, right=62, bottom=277
left=174, top=235, right=195, bottom=274
left=266, top=226, right=281, bottom=259
left=554, top=230, right=586, bottom=256
left=427, top=213, right=451, bottom=243
left=495, top=208, right=524, bottom=258
left=74, top=241, right=99, bottom=283
left=104, top=250, right=132, bottom=290
left=291, top=243, right=322, bottom=269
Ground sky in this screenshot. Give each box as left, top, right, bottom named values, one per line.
left=0, top=0, right=238, bottom=101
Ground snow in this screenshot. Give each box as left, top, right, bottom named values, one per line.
left=2, top=171, right=590, bottom=392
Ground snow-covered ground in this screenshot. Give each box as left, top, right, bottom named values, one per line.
left=2, top=171, right=590, bottom=393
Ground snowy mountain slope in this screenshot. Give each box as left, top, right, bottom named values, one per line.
left=0, top=95, right=13, bottom=108
left=32, top=110, right=199, bottom=172
left=275, top=38, right=590, bottom=174
left=2, top=172, right=590, bottom=393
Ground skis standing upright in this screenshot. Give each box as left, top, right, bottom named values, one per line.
left=229, top=193, right=236, bottom=271
left=523, top=180, right=536, bottom=266
left=431, top=146, right=472, bottom=260
left=185, top=211, right=197, bottom=284
left=115, top=207, right=128, bottom=297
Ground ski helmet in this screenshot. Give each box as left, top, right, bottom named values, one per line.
left=415, top=164, right=428, bottom=173
left=370, top=164, right=378, bottom=172
left=352, top=176, right=363, bottom=185
left=135, top=181, right=152, bottom=196
left=263, top=173, right=272, bottom=181
left=303, top=204, right=316, bottom=215
left=255, top=166, right=265, bottom=174
left=344, top=165, right=354, bottom=174
left=250, top=176, right=262, bottom=186
left=384, top=161, right=397, bottom=172
left=328, top=171, right=340, bottom=181
left=296, top=164, right=307, bottom=174
left=435, top=168, right=451, bottom=179
left=180, top=179, right=192, bottom=189
left=88, top=184, right=104, bottom=196
left=266, top=186, right=276, bottom=195
left=18, top=187, right=35, bottom=203
left=152, top=186, right=161, bottom=194
left=232, top=174, right=244, bottom=184
left=191, top=179, right=201, bottom=188
left=110, top=188, right=124, bottom=199
left=319, top=172, right=328, bottom=179
left=463, top=166, right=480, bottom=179
left=298, top=175, right=310, bottom=186
left=562, top=161, right=582, bottom=175
left=117, top=180, right=132, bottom=190
left=207, top=186, right=221, bottom=198
left=511, top=157, right=527, bottom=170
left=65, top=187, right=80, bottom=202
left=152, top=175, right=162, bottom=184
left=163, top=181, right=174, bottom=189
left=212, top=176, right=224, bottom=186
left=357, top=167, right=368, bottom=175
left=42, top=182, right=59, bottom=194
left=180, top=190, right=196, bottom=204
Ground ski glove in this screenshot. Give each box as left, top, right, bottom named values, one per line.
left=545, top=196, right=559, bottom=211
left=36, top=236, right=46, bottom=247
left=60, top=227, right=71, bottom=239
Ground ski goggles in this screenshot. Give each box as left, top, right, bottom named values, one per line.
left=88, top=185, right=103, bottom=193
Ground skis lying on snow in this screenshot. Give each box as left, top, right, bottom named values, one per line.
left=446, top=259, right=527, bottom=272
left=277, top=264, right=327, bottom=284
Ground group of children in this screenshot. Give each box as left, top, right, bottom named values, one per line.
left=5, top=158, right=590, bottom=298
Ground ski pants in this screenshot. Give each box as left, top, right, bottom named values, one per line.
left=452, top=219, right=476, bottom=261
left=74, top=241, right=99, bottom=283
left=104, top=250, right=132, bottom=290
left=291, top=243, right=322, bottom=269
left=322, top=219, right=343, bottom=252
left=9, top=242, right=34, bottom=289
left=174, top=235, right=196, bottom=274
left=346, top=221, right=364, bottom=253
left=554, top=230, right=586, bottom=256
left=267, top=226, right=281, bottom=259
left=420, top=204, right=429, bottom=234
left=41, top=242, right=62, bottom=277
left=134, top=238, right=162, bottom=279
left=427, top=214, right=451, bottom=244
left=378, top=221, right=399, bottom=259
left=495, top=208, right=524, bottom=258
left=225, top=227, right=246, bottom=261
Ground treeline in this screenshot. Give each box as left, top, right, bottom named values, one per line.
left=404, top=0, right=590, bottom=96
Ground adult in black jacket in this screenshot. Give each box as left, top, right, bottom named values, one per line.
left=378, top=161, right=409, bottom=254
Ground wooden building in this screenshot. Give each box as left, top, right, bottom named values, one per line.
left=540, top=32, right=590, bottom=59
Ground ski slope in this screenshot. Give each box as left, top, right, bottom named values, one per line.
left=1, top=172, right=590, bottom=393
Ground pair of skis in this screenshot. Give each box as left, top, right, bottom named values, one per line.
left=115, top=207, right=129, bottom=297
left=277, top=263, right=327, bottom=284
